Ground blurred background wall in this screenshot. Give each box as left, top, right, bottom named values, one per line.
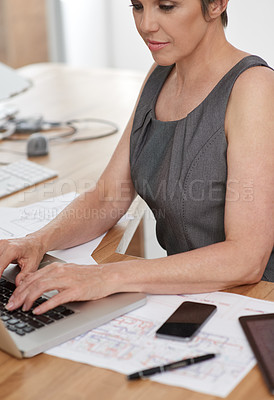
left=1, top=0, right=273, bottom=70
left=0, top=0, right=48, bottom=68
left=46, top=0, right=274, bottom=70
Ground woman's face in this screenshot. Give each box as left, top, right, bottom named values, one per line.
left=130, top=0, right=211, bottom=65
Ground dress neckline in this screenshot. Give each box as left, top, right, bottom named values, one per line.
left=151, top=55, right=259, bottom=123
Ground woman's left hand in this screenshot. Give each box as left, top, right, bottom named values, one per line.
left=5, top=262, right=116, bottom=315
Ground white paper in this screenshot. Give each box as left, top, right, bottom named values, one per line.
left=46, top=291, right=274, bottom=398
left=0, top=192, right=105, bottom=265
left=0, top=208, right=20, bottom=238
left=48, top=237, right=104, bottom=265
left=0, top=192, right=133, bottom=265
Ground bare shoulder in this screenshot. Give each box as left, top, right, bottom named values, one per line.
left=226, top=65, right=274, bottom=140
left=230, top=65, right=274, bottom=107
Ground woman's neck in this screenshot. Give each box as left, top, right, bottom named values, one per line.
left=173, top=26, right=243, bottom=94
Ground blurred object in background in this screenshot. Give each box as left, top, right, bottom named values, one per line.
left=0, top=0, right=49, bottom=68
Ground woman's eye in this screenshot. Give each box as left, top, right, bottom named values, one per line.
left=159, top=5, right=175, bottom=12
left=129, top=2, right=174, bottom=12
left=130, top=3, right=143, bottom=11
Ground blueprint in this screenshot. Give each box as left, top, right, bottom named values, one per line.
left=46, top=291, right=274, bottom=398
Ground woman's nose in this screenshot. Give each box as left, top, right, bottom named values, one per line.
left=139, top=9, right=159, bottom=33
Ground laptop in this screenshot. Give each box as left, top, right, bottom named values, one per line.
left=0, top=254, right=146, bottom=358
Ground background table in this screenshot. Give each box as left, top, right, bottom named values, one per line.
left=0, top=63, right=273, bottom=400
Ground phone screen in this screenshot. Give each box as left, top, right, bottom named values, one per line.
left=156, top=301, right=217, bottom=341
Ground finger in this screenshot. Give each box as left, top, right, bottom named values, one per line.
left=5, top=289, right=28, bottom=312
left=0, top=238, right=44, bottom=279
left=5, top=276, right=36, bottom=311
left=9, top=262, right=66, bottom=309
left=15, top=272, right=27, bottom=287
left=0, top=246, right=19, bottom=276
left=6, top=272, right=55, bottom=311
left=32, top=291, right=73, bottom=315
left=15, top=264, right=40, bottom=286
left=15, top=259, right=59, bottom=287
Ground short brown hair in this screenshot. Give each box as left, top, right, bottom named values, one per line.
left=200, top=0, right=228, bottom=27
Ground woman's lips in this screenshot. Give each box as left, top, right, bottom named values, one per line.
left=147, top=40, right=170, bottom=52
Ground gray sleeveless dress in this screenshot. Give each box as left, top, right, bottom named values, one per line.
left=130, top=55, right=273, bottom=282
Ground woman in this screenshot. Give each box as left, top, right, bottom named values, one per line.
left=1, top=0, right=273, bottom=315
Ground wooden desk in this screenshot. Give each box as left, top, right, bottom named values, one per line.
left=0, top=64, right=273, bottom=400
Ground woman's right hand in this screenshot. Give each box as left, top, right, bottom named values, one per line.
left=0, top=234, right=46, bottom=286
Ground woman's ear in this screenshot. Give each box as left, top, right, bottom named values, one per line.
left=208, top=0, right=228, bottom=20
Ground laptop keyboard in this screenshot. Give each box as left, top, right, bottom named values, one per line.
left=0, top=277, right=74, bottom=336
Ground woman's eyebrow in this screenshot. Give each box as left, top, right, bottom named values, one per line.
left=159, top=0, right=178, bottom=2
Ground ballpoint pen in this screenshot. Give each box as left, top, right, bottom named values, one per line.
left=127, top=353, right=216, bottom=380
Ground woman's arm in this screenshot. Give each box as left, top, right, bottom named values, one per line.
left=111, top=66, right=274, bottom=294
left=27, top=62, right=158, bottom=252
left=0, top=116, right=136, bottom=282
left=0, top=64, right=158, bottom=283
left=113, top=66, right=274, bottom=292
left=6, top=66, right=274, bottom=313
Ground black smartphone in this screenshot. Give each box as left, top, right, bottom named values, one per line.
left=156, top=301, right=217, bottom=341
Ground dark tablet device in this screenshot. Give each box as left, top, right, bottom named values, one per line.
left=239, top=313, right=274, bottom=395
